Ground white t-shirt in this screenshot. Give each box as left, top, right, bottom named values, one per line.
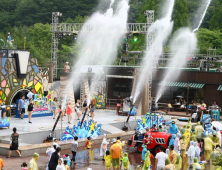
left=155, top=152, right=168, bottom=166
left=56, top=164, right=65, bottom=170
left=46, top=148, right=55, bottom=160
left=72, top=141, right=78, bottom=152
left=27, top=92, right=34, bottom=98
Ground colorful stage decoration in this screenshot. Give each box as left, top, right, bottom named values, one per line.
left=136, top=113, right=165, bottom=131
left=60, top=120, right=102, bottom=141
left=92, top=94, right=106, bottom=109
left=46, top=90, right=54, bottom=105
left=15, top=94, right=53, bottom=118
left=0, top=116, right=10, bottom=128
left=0, top=56, right=43, bottom=105
left=128, top=106, right=137, bottom=116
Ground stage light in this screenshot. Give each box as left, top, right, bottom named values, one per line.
left=133, top=36, right=138, bottom=42
left=133, top=33, right=139, bottom=42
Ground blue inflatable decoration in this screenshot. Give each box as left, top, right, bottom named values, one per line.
left=60, top=120, right=102, bottom=141
left=201, top=114, right=211, bottom=124
left=204, top=123, right=214, bottom=135
left=0, top=116, right=10, bottom=128
left=128, top=106, right=137, bottom=116
left=136, top=113, right=165, bottom=131
left=177, top=118, right=188, bottom=122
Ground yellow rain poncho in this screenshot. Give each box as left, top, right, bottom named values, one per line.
left=180, top=135, right=188, bottom=158
left=195, top=122, right=204, bottom=139
left=180, top=125, right=186, bottom=135
left=142, top=151, right=150, bottom=170
left=29, top=153, right=39, bottom=170
left=175, top=153, right=182, bottom=170
left=210, top=147, right=220, bottom=170
left=212, top=132, right=220, bottom=144
left=122, top=152, right=130, bottom=170
left=164, top=157, right=175, bottom=170
left=204, top=134, right=217, bottom=161
left=192, top=131, right=197, bottom=142
left=193, top=157, right=200, bottom=170
left=184, top=129, right=191, bottom=145
left=187, top=118, right=192, bottom=131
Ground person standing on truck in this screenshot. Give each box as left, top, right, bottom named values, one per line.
left=168, top=121, right=179, bottom=135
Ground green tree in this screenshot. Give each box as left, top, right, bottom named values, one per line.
left=196, top=28, right=222, bottom=54
left=209, top=0, right=222, bottom=30
left=27, top=23, right=52, bottom=66
left=172, top=0, right=191, bottom=31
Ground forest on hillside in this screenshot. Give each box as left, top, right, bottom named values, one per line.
left=0, top=0, right=222, bottom=67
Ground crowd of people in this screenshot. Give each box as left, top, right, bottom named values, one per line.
left=50, top=95, right=96, bottom=123
left=13, top=93, right=96, bottom=125
left=2, top=117, right=222, bottom=169
left=140, top=119, right=222, bottom=170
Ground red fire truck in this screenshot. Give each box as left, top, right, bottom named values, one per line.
left=128, top=130, right=172, bottom=155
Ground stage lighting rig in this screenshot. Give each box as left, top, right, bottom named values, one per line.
left=133, top=33, right=139, bottom=42
left=73, top=33, right=78, bottom=40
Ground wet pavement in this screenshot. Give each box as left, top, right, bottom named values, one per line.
left=1, top=143, right=211, bottom=170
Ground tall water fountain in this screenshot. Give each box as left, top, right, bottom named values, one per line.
left=133, top=0, right=175, bottom=104
left=62, top=0, right=129, bottom=109
left=193, top=0, right=212, bottom=32
left=156, top=28, right=197, bottom=102
left=155, top=0, right=211, bottom=102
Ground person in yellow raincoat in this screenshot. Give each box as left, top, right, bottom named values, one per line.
left=168, top=145, right=177, bottom=166
left=204, top=134, right=218, bottom=161
left=164, top=157, right=175, bottom=170
left=117, top=137, right=125, bottom=168
left=195, top=122, right=204, bottom=139
left=142, top=150, right=151, bottom=170
left=117, top=137, right=125, bottom=147
left=210, top=147, right=220, bottom=170
left=122, top=152, right=130, bottom=170
left=104, top=150, right=112, bottom=170
left=192, top=131, right=197, bottom=142
left=212, top=132, right=220, bottom=145
left=187, top=118, right=192, bottom=130
left=184, top=129, right=191, bottom=145
left=180, top=135, right=188, bottom=158
left=180, top=125, right=187, bottom=135
left=193, top=157, right=201, bottom=170
left=28, top=152, right=39, bottom=170
left=175, top=153, right=182, bottom=170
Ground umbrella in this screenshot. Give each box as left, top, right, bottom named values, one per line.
left=176, top=96, right=184, bottom=98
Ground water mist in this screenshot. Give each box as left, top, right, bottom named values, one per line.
left=193, top=0, right=212, bottom=32
left=156, top=28, right=197, bottom=102
left=61, top=0, right=129, bottom=109
left=133, top=0, right=175, bottom=104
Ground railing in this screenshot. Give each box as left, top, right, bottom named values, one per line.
left=106, top=98, right=124, bottom=111
left=50, top=23, right=150, bottom=34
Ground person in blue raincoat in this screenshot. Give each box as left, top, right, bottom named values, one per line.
left=141, top=144, right=147, bottom=162
left=168, top=121, right=179, bottom=135
left=169, top=134, right=176, bottom=147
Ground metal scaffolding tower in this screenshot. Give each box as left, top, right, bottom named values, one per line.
left=50, top=11, right=155, bottom=108
left=51, top=12, right=62, bottom=78
left=50, top=11, right=155, bottom=79
left=144, top=10, right=155, bottom=100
